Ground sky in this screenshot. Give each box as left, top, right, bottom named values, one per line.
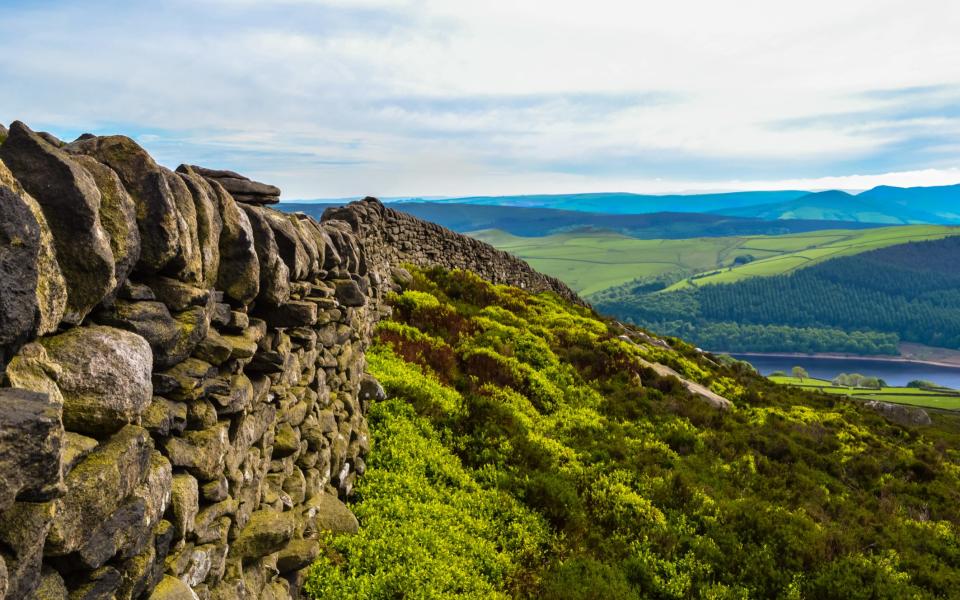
left=1, top=0, right=959, bottom=199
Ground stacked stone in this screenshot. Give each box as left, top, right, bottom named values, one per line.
left=187, top=166, right=281, bottom=205
left=321, top=198, right=586, bottom=306
left=0, top=122, right=386, bottom=600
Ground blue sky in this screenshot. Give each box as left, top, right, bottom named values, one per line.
left=1, top=0, right=959, bottom=199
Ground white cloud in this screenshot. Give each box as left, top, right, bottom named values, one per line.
left=0, top=0, right=958, bottom=197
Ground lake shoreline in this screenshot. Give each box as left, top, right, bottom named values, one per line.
left=717, top=351, right=960, bottom=370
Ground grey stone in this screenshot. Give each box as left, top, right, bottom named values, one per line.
left=45, top=425, right=153, bottom=556
left=65, top=134, right=180, bottom=273
left=0, top=160, right=67, bottom=348
left=301, top=492, right=359, bottom=536
left=176, top=167, right=223, bottom=289
left=40, top=325, right=153, bottom=436
left=0, top=121, right=115, bottom=324
left=208, top=181, right=259, bottom=306
left=334, top=280, right=366, bottom=307
left=71, top=154, right=140, bottom=294
left=239, top=204, right=290, bottom=306
left=0, top=388, right=64, bottom=509
left=229, top=510, right=296, bottom=560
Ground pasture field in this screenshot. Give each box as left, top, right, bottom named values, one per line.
left=770, top=376, right=960, bottom=410
left=471, top=225, right=960, bottom=296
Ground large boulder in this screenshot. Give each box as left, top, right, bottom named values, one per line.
left=239, top=204, right=290, bottom=306
left=161, top=167, right=203, bottom=284
left=207, top=180, right=259, bottom=306
left=71, top=154, right=141, bottom=295
left=262, top=209, right=312, bottom=281
left=0, top=121, right=116, bottom=324
left=0, top=160, right=67, bottom=343
left=188, top=164, right=281, bottom=204
left=65, top=134, right=180, bottom=273
left=229, top=510, right=296, bottom=560
left=94, top=300, right=179, bottom=363
left=864, top=400, right=933, bottom=427
left=44, top=425, right=153, bottom=556
left=0, top=388, right=65, bottom=510
left=176, top=166, right=223, bottom=288
left=39, top=325, right=153, bottom=436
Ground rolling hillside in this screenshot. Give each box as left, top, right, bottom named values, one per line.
left=472, top=225, right=960, bottom=297
left=306, top=267, right=960, bottom=599
left=594, top=236, right=960, bottom=355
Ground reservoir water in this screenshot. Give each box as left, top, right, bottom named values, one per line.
left=729, top=353, right=960, bottom=389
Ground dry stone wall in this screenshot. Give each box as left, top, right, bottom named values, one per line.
left=0, top=121, right=581, bottom=600
left=321, top=198, right=583, bottom=305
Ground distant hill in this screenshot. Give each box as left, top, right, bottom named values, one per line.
left=395, top=190, right=810, bottom=214
left=281, top=201, right=884, bottom=239
left=711, top=185, right=960, bottom=224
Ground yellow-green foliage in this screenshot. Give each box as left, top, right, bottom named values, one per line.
left=307, top=267, right=960, bottom=600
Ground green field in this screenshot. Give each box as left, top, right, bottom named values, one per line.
left=769, top=376, right=960, bottom=410
left=472, top=225, right=960, bottom=296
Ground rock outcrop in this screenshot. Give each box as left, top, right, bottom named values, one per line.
left=0, top=122, right=583, bottom=599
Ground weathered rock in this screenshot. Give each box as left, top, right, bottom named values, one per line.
left=153, top=357, right=215, bottom=401
left=263, top=209, right=311, bottom=280
left=229, top=510, right=296, bottom=560
left=145, top=276, right=210, bottom=312
left=66, top=565, right=123, bottom=600
left=0, top=122, right=7, bottom=143
left=276, top=539, right=319, bottom=574
left=256, top=300, right=318, bottom=328
left=148, top=575, right=199, bottom=600
left=0, top=388, right=64, bottom=509
left=141, top=397, right=187, bottom=437
left=40, top=325, right=153, bottom=436
left=94, top=300, right=179, bottom=361
left=273, top=422, right=300, bottom=458
left=0, top=122, right=115, bottom=324
left=391, top=266, right=413, bottom=288
left=193, top=329, right=233, bottom=365
left=65, top=135, right=180, bottom=273
left=163, top=423, right=230, bottom=481
left=189, top=165, right=281, bottom=205
left=200, top=476, right=229, bottom=504
left=68, top=452, right=171, bottom=570
left=45, top=425, right=153, bottom=556
left=71, top=154, right=141, bottom=294
left=177, top=167, right=224, bottom=288
left=239, top=204, right=290, bottom=306
left=359, top=374, right=386, bottom=404
left=864, top=400, right=933, bottom=427
left=171, top=473, right=199, bottom=540
left=334, top=279, right=365, bottom=307
left=208, top=372, right=254, bottom=415
left=207, top=181, right=259, bottom=306
left=301, top=493, right=359, bottom=536
left=0, top=160, right=67, bottom=346
left=63, top=432, right=98, bottom=475
left=0, top=500, right=58, bottom=599
left=161, top=167, right=203, bottom=284
left=35, top=566, right=68, bottom=600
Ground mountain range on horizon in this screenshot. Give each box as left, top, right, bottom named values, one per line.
left=288, top=182, right=960, bottom=225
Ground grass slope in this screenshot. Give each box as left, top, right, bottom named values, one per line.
left=306, top=267, right=960, bottom=599
left=472, top=225, right=960, bottom=297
